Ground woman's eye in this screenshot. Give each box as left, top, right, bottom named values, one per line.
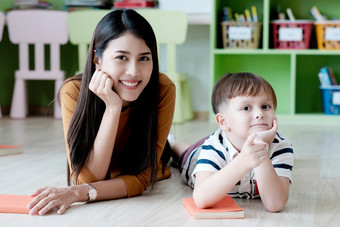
left=139, top=56, right=150, bottom=61
left=116, top=56, right=127, bottom=60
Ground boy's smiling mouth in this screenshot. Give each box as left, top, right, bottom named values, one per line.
left=250, top=123, right=268, bottom=128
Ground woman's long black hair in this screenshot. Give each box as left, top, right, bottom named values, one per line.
left=64, top=9, right=160, bottom=187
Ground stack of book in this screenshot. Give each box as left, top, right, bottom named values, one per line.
left=14, top=0, right=52, bottom=9
left=183, top=196, right=244, bottom=219
left=114, top=0, right=158, bottom=9
left=310, top=6, right=325, bottom=21
left=222, top=6, right=258, bottom=22
left=318, top=66, right=338, bottom=86
left=310, top=6, right=339, bottom=21
left=65, top=0, right=112, bottom=10
left=0, top=145, right=22, bottom=156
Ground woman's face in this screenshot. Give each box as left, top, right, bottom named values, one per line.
left=95, top=32, right=153, bottom=107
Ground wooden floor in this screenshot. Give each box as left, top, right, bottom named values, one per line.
left=1, top=117, right=340, bottom=226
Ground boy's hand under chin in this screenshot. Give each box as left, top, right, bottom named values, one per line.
left=254, top=118, right=278, bottom=145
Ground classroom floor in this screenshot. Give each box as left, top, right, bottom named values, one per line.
left=0, top=117, right=340, bottom=227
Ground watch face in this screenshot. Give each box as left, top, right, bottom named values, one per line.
left=89, top=188, right=97, bottom=200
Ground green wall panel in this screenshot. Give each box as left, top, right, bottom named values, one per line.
left=213, top=54, right=291, bottom=114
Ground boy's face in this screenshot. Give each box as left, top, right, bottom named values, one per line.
left=218, top=90, right=276, bottom=144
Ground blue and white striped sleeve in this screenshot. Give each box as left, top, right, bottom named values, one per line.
left=269, top=132, right=294, bottom=183
left=191, top=138, right=228, bottom=182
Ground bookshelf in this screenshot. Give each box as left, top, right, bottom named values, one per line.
left=211, top=0, right=340, bottom=124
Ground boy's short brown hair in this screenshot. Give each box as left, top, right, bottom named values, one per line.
left=211, top=72, right=277, bottom=114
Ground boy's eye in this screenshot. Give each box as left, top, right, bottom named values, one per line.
left=242, top=106, right=250, bottom=111
left=262, top=104, right=271, bottom=109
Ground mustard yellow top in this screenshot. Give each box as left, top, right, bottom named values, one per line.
left=60, top=73, right=175, bottom=197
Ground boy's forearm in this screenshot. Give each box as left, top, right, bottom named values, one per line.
left=193, top=156, right=249, bottom=208
left=254, top=157, right=290, bottom=212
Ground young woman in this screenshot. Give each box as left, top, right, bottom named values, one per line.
left=27, top=9, right=175, bottom=215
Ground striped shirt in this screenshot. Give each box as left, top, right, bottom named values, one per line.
left=180, top=128, right=294, bottom=199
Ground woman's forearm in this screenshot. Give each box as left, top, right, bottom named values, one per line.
left=74, top=177, right=128, bottom=202
left=87, top=106, right=121, bottom=180
left=73, top=177, right=128, bottom=202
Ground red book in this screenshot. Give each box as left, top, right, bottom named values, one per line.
left=0, top=194, right=33, bottom=214
left=0, top=145, right=22, bottom=156
left=183, top=196, right=244, bottom=219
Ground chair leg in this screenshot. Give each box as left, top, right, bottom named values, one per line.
left=10, top=79, right=27, bottom=119
left=53, top=79, right=63, bottom=119
left=173, top=80, right=184, bottom=124
left=182, top=78, right=194, bottom=121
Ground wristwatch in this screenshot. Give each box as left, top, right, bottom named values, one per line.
left=84, top=183, right=97, bottom=203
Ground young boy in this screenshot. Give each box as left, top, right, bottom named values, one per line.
left=171, top=72, right=294, bottom=212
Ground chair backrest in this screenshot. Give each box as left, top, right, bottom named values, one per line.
left=67, top=9, right=188, bottom=74
left=68, top=10, right=111, bottom=74
left=0, top=11, right=5, bottom=42
left=136, top=9, right=188, bottom=73
left=7, top=10, right=68, bottom=72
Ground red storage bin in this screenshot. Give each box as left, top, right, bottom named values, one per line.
left=271, top=20, right=313, bottom=49
left=114, top=0, right=157, bottom=8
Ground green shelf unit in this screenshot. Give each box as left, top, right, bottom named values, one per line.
left=210, top=0, right=340, bottom=124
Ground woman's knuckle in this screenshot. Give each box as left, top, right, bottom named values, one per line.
left=49, top=200, right=58, bottom=207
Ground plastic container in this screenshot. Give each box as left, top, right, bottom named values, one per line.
left=320, top=85, right=340, bottom=115
left=220, top=21, right=262, bottom=49
left=271, top=20, right=313, bottom=49
left=114, top=0, right=157, bottom=8
left=315, top=21, right=340, bottom=50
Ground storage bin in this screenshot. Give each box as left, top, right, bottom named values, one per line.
left=315, top=21, right=340, bottom=50
left=220, top=21, right=262, bottom=49
left=271, top=20, right=313, bottom=49
left=320, top=85, right=340, bottom=115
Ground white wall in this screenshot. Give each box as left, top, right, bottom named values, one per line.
left=178, top=25, right=211, bottom=112
left=158, top=0, right=212, bottom=113
left=159, top=24, right=210, bottom=112
left=158, top=0, right=212, bottom=112
left=158, top=0, right=211, bottom=14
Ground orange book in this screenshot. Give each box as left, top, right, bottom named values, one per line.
left=0, top=145, right=22, bottom=156
left=0, top=194, right=33, bottom=214
left=183, top=196, right=244, bottom=219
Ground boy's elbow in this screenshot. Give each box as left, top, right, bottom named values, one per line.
left=194, top=198, right=211, bottom=209
left=193, top=191, right=213, bottom=209
left=264, top=199, right=287, bottom=213
left=266, top=205, right=284, bottom=213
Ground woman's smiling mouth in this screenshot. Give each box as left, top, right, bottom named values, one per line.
left=120, top=80, right=140, bottom=88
